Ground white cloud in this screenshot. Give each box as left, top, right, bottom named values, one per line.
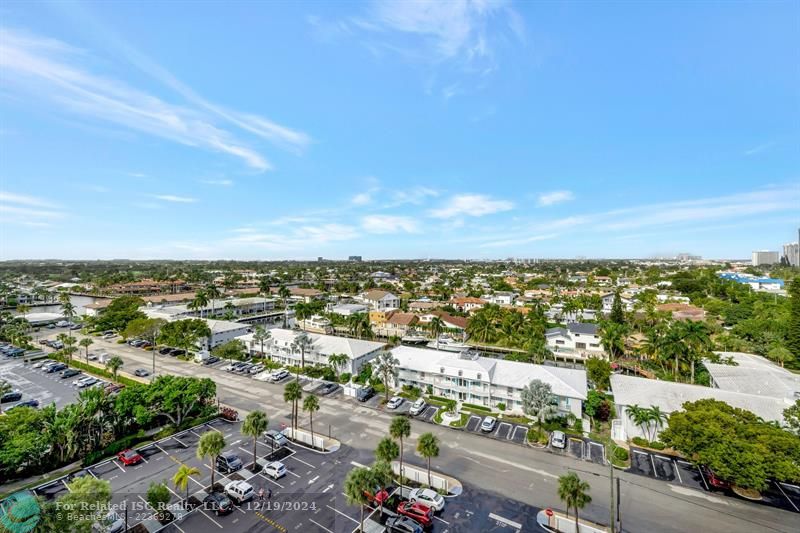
left=387, top=186, right=439, bottom=207
left=429, top=194, right=513, bottom=219
left=0, top=27, right=306, bottom=172
left=352, top=192, right=372, bottom=206
left=744, top=142, right=774, bottom=156
left=152, top=195, right=197, bottom=203
left=537, top=190, right=574, bottom=207
left=0, top=191, right=64, bottom=228
left=362, top=215, right=419, bottom=234
left=201, top=179, right=234, bottom=187
left=0, top=191, right=58, bottom=209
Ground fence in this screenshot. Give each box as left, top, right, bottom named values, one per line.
left=393, top=463, right=448, bottom=492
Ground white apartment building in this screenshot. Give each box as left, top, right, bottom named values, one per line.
left=783, top=242, right=799, bottom=267
left=391, top=346, right=586, bottom=418
left=329, top=303, right=369, bottom=316
left=145, top=297, right=275, bottom=319
left=751, top=250, right=780, bottom=266
left=237, top=328, right=385, bottom=374
left=481, top=291, right=517, bottom=305
left=545, top=323, right=605, bottom=359
left=142, top=308, right=251, bottom=349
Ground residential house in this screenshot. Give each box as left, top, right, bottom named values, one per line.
left=545, top=323, right=605, bottom=359
left=601, top=293, right=633, bottom=314
left=408, top=301, right=439, bottom=312
left=481, top=291, right=517, bottom=305
left=417, top=311, right=468, bottom=331
left=706, top=352, right=800, bottom=403
left=391, top=346, right=586, bottom=417
left=359, top=290, right=401, bottom=311
left=330, top=303, right=369, bottom=316
left=377, top=312, right=419, bottom=338
left=655, top=303, right=706, bottom=322
left=450, top=297, right=487, bottom=313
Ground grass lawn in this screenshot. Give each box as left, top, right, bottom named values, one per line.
left=449, top=413, right=470, bottom=428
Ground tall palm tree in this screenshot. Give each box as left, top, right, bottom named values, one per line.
left=558, top=472, right=592, bottom=532
left=303, top=395, right=320, bottom=449
left=328, top=353, right=350, bottom=381
left=62, top=335, right=78, bottom=364
left=599, top=321, right=626, bottom=360
left=284, top=380, right=303, bottom=432
left=197, top=430, right=226, bottom=490
left=676, top=320, right=710, bottom=384
left=429, top=317, right=444, bottom=349
left=375, top=436, right=399, bottom=463
left=189, top=290, right=209, bottom=317
left=389, top=416, right=411, bottom=483
left=205, top=284, right=222, bottom=318
left=291, top=332, right=314, bottom=371
left=417, top=432, right=440, bottom=488
left=172, top=464, right=201, bottom=506
left=278, top=286, right=291, bottom=327
left=61, top=300, right=76, bottom=338
left=242, top=410, right=269, bottom=468
left=79, top=337, right=93, bottom=364
left=648, top=405, right=668, bottom=441
left=373, top=351, right=399, bottom=403
left=252, top=325, right=271, bottom=360
left=344, top=467, right=373, bottom=533
left=370, top=460, right=394, bottom=517
left=626, top=404, right=652, bottom=441
left=106, top=355, right=123, bottom=382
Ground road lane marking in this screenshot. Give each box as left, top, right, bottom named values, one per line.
left=309, top=519, right=333, bottom=533
left=326, top=505, right=358, bottom=524
left=288, top=455, right=316, bottom=469
left=198, top=509, right=224, bottom=529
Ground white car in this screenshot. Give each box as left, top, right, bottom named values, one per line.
left=269, top=369, right=290, bottom=382
left=408, top=488, right=445, bottom=511
left=551, top=430, right=567, bottom=449
left=248, top=363, right=265, bottom=374
left=386, top=396, right=404, bottom=410
left=264, top=461, right=286, bottom=479
left=76, top=376, right=98, bottom=388
left=480, top=416, right=497, bottom=432
left=31, top=360, right=45, bottom=369
left=224, top=480, right=254, bottom=503
left=221, top=362, right=236, bottom=372
left=409, top=398, right=427, bottom=416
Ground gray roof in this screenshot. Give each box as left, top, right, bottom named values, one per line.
left=545, top=327, right=567, bottom=337
left=706, top=352, right=800, bottom=401
left=567, top=323, right=599, bottom=335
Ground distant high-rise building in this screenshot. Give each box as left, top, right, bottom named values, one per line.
left=317, top=257, right=324, bottom=262
left=752, top=250, right=780, bottom=266
left=676, top=253, right=701, bottom=261
left=783, top=228, right=799, bottom=267
left=348, top=255, right=362, bottom=262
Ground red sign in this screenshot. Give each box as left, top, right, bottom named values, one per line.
left=545, top=508, right=553, bottom=517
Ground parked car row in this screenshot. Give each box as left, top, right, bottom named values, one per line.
left=30, top=359, right=123, bottom=394
left=156, top=346, right=186, bottom=357
left=222, top=361, right=266, bottom=375
left=0, top=342, right=26, bottom=357
left=380, top=488, right=446, bottom=532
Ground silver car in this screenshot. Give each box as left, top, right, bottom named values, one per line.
left=551, top=430, right=567, bottom=449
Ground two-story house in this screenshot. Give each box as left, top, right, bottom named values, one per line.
left=545, top=323, right=605, bottom=359
left=360, top=290, right=401, bottom=311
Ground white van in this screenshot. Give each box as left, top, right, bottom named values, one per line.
left=263, top=461, right=286, bottom=479
left=224, top=480, right=254, bottom=503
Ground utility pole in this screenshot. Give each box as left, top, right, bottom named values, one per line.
left=617, top=477, right=622, bottom=532
left=609, top=455, right=615, bottom=533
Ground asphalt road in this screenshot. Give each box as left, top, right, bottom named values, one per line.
left=46, top=333, right=800, bottom=533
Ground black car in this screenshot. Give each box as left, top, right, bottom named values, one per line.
left=158, top=347, right=173, bottom=355
left=356, top=386, right=375, bottom=402
left=318, top=382, right=339, bottom=395
left=202, top=492, right=233, bottom=515
left=168, top=349, right=185, bottom=357
left=1, top=391, right=23, bottom=403
left=386, top=516, right=424, bottom=533
left=60, top=368, right=81, bottom=379
left=215, top=452, right=243, bottom=473
left=46, top=363, right=67, bottom=373
left=9, top=399, right=39, bottom=410
left=203, top=356, right=220, bottom=365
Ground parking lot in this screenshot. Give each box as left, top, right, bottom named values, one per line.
left=547, top=434, right=606, bottom=465
left=0, top=356, right=84, bottom=410
left=628, top=446, right=800, bottom=514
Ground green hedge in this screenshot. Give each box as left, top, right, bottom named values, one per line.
left=83, top=430, right=146, bottom=466
left=613, top=447, right=629, bottom=462
left=631, top=436, right=648, bottom=447
left=429, top=395, right=450, bottom=403
left=48, top=355, right=140, bottom=387
left=649, top=441, right=666, bottom=450
left=461, top=402, right=491, bottom=413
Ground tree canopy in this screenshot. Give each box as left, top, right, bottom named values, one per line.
left=159, top=318, right=211, bottom=351
left=91, top=296, right=146, bottom=332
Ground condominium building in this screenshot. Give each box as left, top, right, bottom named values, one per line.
left=783, top=241, right=799, bottom=267
left=751, top=250, right=780, bottom=266
left=391, top=346, right=586, bottom=417
left=237, top=328, right=385, bottom=374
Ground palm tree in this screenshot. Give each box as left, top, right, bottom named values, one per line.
left=429, top=317, right=444, bottom=349
left=106, top=355, right=123, bottom=382
left=242, top=410, right=269, bottom=468
left=61, top=301, right=76, bottom=338
left=62, top=335, right=78, bottom=364
left=648, top=405, right=668, bottom=441
left=253, top=325, right=271, bottom=360
left=373, top=350, right=399, bottom=403
left=676, top=320, right=710, bottom=383
left=344, top=467, right=373, bottom=533
left=205, top=284, right=222, bottom=318
left=291, top=333, right=314, bottom=371
left=303, top=395, right=320, bottom=449
left=370, top=460, right=394, bottom=517
left=599, top=321, right=626, bottom=360
left=328, top=353, right=350, bottom=381
left=416, top=432, right=440, bottom=488
left=626, top=404, right=652, bottom=441
left=16, top=303, right=30, bottom=316
left=79, top=337, right=93, bottom=364
left=172, top=464, right=201, bottom=506
left=375, top=436, right=399, bottom=463
left=278, top=286, right=291, bottom=327
left=197, top=430, right=226, bottom=490
left=390, top=416, right=411, bottom=483
left=284, top=380, right=303, bottom=432
left=189, top=290, right=209, bottom=317
left=558, top=472, right=592, bottom=532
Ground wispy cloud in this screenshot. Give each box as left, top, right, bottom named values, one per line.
left=152, top=195, right=197, bottom=203
left=227, top=223, right=359, bottom=250
left=352, top=192, right=373, bottom=206
left=362, top=215, right=419, bottom=234
left=201, top=179, right=234, bottom=187
left=385, top=186, right=439, bottom=207
left=429, top=193, right=513, bottom=219
left=0, top=27, right=311, bottom=171
left=0, top=190, right=63, bottom=227
left=743, top=142, right=775, bottom=156
left=537, top=190, right=574, bottom=207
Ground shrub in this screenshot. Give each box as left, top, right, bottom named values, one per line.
left=82, top=430, right=146, bottom=466
left=429, top=395, right=450, bottom=403
left=649, top=441, right=666, bottom=450
left=497, top=403, right=506, bottom=412
left=613, top=447, right=629, bottom=462
left=631, top=436, right=648, bottom=447
left=339, top=372, right=351, bottom=383
left=573, top=419, right=583, bottom=433
left=116, top=339, right=126, bottom=344
left=461, top=402, right=491, bottom=413
left=147, top=482, right=171, bottom=519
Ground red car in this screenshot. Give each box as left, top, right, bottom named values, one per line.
left=701, top=466, right=731, bottom=490
left=364, top=488, right=389, bottom=505
left=117, top=449, right=143, bottom=466
left=397, top=501, right=433, bottom=528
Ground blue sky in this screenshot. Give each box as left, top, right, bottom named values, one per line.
left=0, top=0, right=798, bottom=260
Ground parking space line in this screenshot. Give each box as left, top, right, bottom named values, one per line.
left=87, top=469, right=98, bottom=479
left=154, top=443, right=170, bottom=456
left=674, top=460, right=683, bottom=484
left=489, top=513, right=522, bottom=529
left=258, top=473, right=285, bottom=488
left=309, top=518, right=334, bottom=532
left=696, top=465, right=710, bottom=491
left=172, top=436, right=188, bottom=448
left=62, top=480, right=71, bottom=492
left=112, top=460, right=126, bottom=473
left=433, top=515, right=450, bottom=525
left=649, top=453, right=656, bottom=476
left=288, top=454, right=316, bottom=469
left=775, top=482, right=800, bottom=512
left=326, top=504, right=358, bottom=524
left=198, top=509, right=224, bottom=529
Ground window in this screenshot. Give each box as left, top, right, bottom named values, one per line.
left=477, top=373, right=481, bottom=380
left=440, top=367, right=445, bottom=374
left=556, top=340, right=565, bottom=345
left=458, top=370, right=463, bottom=377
